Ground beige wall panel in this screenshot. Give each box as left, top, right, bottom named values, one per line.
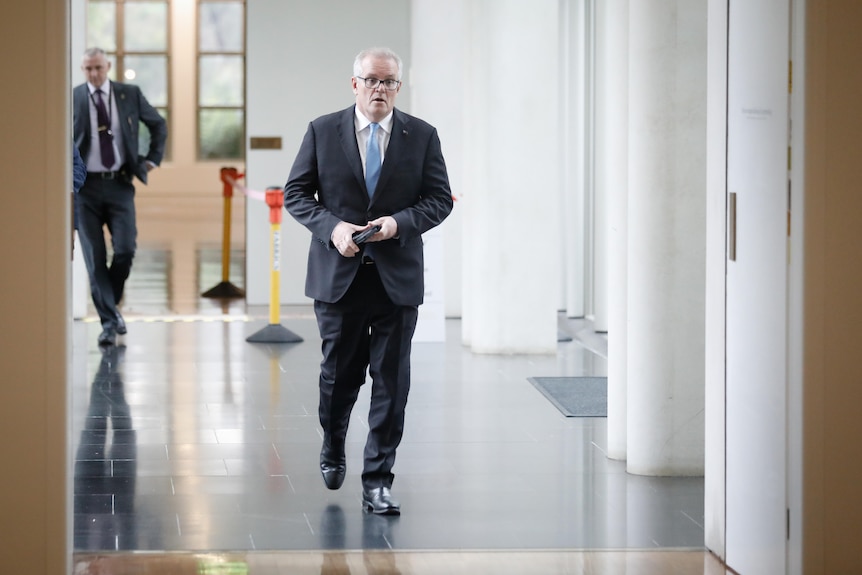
left=0, top=2, right=70, bottom=574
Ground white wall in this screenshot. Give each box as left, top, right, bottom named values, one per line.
left=704, top=0, right=728, bottom=559
left=245, top=0, right=410, bottom=307
left=724, top=1, right=790, bottom=572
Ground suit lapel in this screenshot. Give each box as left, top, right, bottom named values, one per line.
left=374, top=109, right=410, bottom=198
left=75, top=85, right=91, bottom=144
left=336, top=107, right=366, bottom=194
left=111, top=82, right=134, bottom=146
left=337, top=106, right=411, bottom=201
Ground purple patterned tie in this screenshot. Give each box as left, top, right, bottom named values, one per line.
left=95, top=89, right=116, bottom=169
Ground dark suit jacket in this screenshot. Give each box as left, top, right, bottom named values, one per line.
left=284, top=106, right=453, bottom=306
left=72, top=144, right=86, bottom=194
left=73, top=81, right=167, bottom=184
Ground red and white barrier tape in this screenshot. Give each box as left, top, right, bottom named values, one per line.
left=224, top=174, right=268, bottom=202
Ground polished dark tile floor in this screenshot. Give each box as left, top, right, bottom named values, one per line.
left=70, top=196, right=712, bottom=572
left=71, top=313, right=703, bottom=552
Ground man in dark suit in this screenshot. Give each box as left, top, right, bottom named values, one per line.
left=73, top=47, right=167, bottom=346
left=284, top=47, right=453, bottom=515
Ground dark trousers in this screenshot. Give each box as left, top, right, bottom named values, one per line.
left=77, top=174, right=137, bottom=329
left=314, top=264, right=419, bottom=490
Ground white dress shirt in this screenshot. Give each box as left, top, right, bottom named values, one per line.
left=355, top=108, right=393, bottom=178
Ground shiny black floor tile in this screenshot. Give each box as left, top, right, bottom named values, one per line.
left=71, top=310, right=704, bottom=553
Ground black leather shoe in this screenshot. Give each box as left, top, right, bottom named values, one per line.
left=320, top=443, right=346, bottom=490
left=115, top=312, right=127, bottom=335
left=362, top=486, right=401, bottom=515
left=98, top=328, right=116, bottom=346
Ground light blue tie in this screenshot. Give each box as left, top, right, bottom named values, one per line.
left=365, top=122, right=381, bottom=197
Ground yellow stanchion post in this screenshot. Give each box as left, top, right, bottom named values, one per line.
left=246, top=186, right=303, bottom=343
left=202, top=166, right=246, bottom=298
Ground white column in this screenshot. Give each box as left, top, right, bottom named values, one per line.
left=461, top=0, right=561, bottom=353
left=626, top=0, right=707, bottom=475
left=595, top=0, right=629, bottom=461
left=591, top=0, right=609, bottom=334
left=410, top=0, right=466, bottom=339
left=561, top=0, right=588, bottom=319
left=459, top=0, right=489, bottom=349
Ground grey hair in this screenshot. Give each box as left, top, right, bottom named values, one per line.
left=353, top=47, right=403, bottom=81
left=83, top=47, right=108, bottom=59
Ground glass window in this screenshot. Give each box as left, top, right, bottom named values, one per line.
left=199, top=109, right=243, bottom=159
left=86, top=0, right=246, bottom=162
left=86, top=0, right=171, bottom=159
left=198, top=0, right=245, bottom=161
left=86, top=1, right=117, bottom=52
left=199, top=2, right=244, bottom=52
left=123, top=54, right=168, bottom=106
left=124, top=2, right=168, bottom=51
left=199, top=55, right=243, bottom=107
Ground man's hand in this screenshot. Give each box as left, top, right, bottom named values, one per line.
left=331, top=216, right=398, bottom=257
left=331, top=221, right=362, bottom=257
left=368, top=216, right=398, bottom=241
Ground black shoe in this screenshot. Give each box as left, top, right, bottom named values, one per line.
left=115, top=312, right=127, bottom=335
left=362, top=486, right=400, bottom=515
left=320, top=442, right=346, bottom=490
left=98, top=328, right=116, bottom=346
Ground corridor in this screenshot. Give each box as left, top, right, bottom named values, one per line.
left=69, top=195, right=725, bottom=574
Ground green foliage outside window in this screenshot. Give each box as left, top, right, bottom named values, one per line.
left=199, top=109, right=243, bottom=160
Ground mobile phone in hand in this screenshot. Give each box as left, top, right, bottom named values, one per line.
left=352, top=225, right=381, bottom=245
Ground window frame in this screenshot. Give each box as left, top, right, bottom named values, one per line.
left=86, top=0, right=173, bottom=160
left=196, top=0, right=247, bottom=161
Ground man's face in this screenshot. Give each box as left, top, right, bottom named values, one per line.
left=352, top=55, right=400, bottom=123
left=81, top=53, right=111, bottom=87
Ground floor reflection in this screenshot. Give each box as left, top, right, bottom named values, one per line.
left=121, top=245, right=247, bottom=317
left=361, top=512, right=398, bottom=551
left=73, top=344, right=137, bottom=550
left=318, top=503, right=400, bottom=554
left=79, top=193, right=248, bottom=319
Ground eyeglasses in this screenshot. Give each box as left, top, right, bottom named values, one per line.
left=356, top=76, right=401, bottom=91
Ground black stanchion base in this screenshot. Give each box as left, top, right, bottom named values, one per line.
left=246, top=324, right=304, bottom=344
left=201, top=281, right=246, bottom=299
